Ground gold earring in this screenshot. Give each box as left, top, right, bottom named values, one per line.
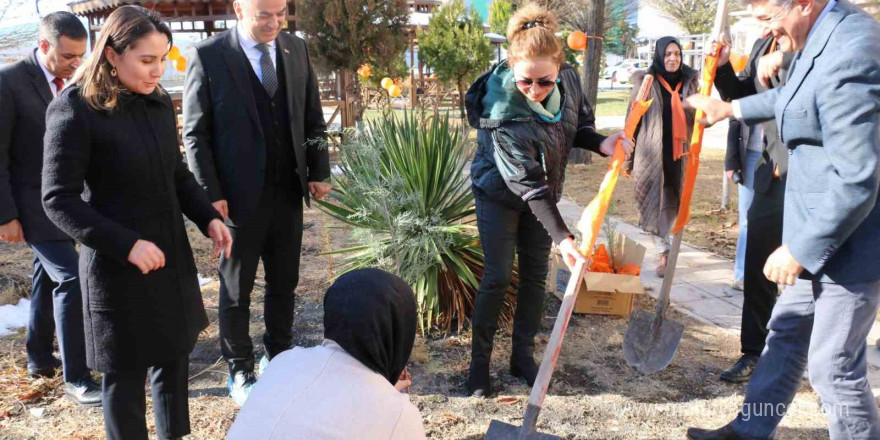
left=110, top=67, right=117, bottom=77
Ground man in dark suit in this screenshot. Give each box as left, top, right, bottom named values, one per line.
left=0, top=11, right=100, bottom=405
left=714, top=35, right=794, bottom=383
left=686, top=0, right=880, bottom=438
left=183, top=0, right=330, bottom=406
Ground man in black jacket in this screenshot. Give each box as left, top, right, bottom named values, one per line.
left=183, top=0, right=330, bottom=406
left=0, top=12, right=100, bottom=405
left=713, top=35, right=794, bottom=383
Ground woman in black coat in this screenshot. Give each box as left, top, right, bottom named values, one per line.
left=463, top=4, right=631, bottom=396
left=41, top=6, right=231, bottom=440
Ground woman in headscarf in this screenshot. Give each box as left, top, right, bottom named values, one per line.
left=226, top=268, right=425, bottom=440
left=625, top=36, right=699, bottom=277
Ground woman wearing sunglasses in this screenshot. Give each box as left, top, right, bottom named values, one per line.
left=463, top=3, right=632, bottom=397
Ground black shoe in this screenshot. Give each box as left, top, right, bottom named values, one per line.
left=686, top=424, right=744, bottom=440
left=720, top=355, right=759, bottom=383
left=64, top=377, right=102, bottom=406
left=510, top=356, right=539, bottom=387
left=465, top=361, right=493, bottom=397
left=27, top=357, right=62, bottom=378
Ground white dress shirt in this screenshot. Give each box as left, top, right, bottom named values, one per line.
left=35, top=50, right=63, bottom=98
left=236, top=24, right=277, bottom=82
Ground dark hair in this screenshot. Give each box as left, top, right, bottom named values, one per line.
left=72, top=6, right=172, bottom=110
left=39, top=11, right=87, bottom=45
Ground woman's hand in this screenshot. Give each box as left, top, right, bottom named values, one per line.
left=599, top=131, right=634, bottom=159
left=394, top=367, right=412, bottom=392
left=207, top=219, right=232, bottom=259
left=128, top=239, right=165, bottom=274
left=557, top=237, right=586, bottom=271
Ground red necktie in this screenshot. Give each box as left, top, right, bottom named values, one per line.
left=52, top=77, right=64, bottom=95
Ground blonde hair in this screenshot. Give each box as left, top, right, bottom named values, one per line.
left=506, top=3, right=563, bottom=66
left=72, top=6, right=172, bottom=111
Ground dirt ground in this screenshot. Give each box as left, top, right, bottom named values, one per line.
left=0, top=202, right=835, bottom=440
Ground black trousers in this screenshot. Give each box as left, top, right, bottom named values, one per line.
left=25, top=240, right=89, bottom=382
left=218, top=182, right=303, bottom=374
left=102, top=355, right=189, bottom=440
left=740, top=177, right=785, bottom=356
left=471, top=197, right=552, bottom=367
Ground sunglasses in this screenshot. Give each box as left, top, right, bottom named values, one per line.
left=515, top=77, right=557, bottom=88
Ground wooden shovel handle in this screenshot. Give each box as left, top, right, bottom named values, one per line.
left=527, top=259, right=586, bottom=410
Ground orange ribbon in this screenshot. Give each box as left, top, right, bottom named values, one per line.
left=672, top=42, right=723, bottom=234
left=655, top=75, right=688, bottom=161
left=577, top=77, right=655, bottom=256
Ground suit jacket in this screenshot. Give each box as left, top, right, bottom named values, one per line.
left=716, top=36, right=793, bottom=194
left=738, top=0, right=880, bottom=283
left=0, top=51, right=70, bottom=243
left=182, top=29, right=329, bottom=227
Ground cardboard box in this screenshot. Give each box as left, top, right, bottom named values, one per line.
left=548, top=230, right=646, bottom=317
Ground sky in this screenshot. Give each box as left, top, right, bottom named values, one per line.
left=468, top=0, right=489, bottom=21
left=0, top=0, right=70, bottom=28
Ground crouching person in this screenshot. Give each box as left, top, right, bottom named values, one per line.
left=226, top=268, right=426, bottom=440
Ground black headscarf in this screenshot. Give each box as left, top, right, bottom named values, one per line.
left=649, top=36, right=684, bottom=86
left=323, top=268, right=417, bottom=384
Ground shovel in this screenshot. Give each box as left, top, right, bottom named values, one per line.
left=623, top=232, right=685, bottom=374
left=485, top=259, right=586, bottom=440
left=486, top=72, right=657, bottom=440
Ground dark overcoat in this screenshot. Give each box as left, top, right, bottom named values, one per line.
left=42, top=86, right=220, bottom=372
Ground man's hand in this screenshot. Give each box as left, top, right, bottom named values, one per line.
left=763, top=245, right=804, bottom=286
left=707, top=34, right=732, bottom=66
left=308, top=181, right=332, bottom=201
left=212, top=200, right=229, bottom=221
left=757, top=51, right=784, bottom=88
left=0, top=219, right=24, bottom=243
left=207, top=219, right=232, bottom=259
left=128, top=240, right=166, bottom=275
left=599, top=131, right=634, bottom=159
left=684, top=95, right=734, bottom=126
left=726, top=170, right=736, bottom=182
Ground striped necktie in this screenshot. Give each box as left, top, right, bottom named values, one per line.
left=256, top=43, right=278, bottom=96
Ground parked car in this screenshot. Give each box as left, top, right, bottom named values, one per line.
left=604, top=59, right=649, bottom=84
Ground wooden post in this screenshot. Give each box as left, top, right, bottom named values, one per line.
left=722, top=174, right=731, bottom=209
left=410, top=29, right=417, bottom=110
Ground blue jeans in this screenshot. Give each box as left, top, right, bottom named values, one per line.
left=25, top=240, right=88, bottom=382
left=734, top=150, right=761, bottom=282
left=731, top=277, right=880, bottom=440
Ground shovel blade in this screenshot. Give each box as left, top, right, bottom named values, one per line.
left=623, top=309, right=685, bottom=374
left=485, top=420, right=562, bottom=440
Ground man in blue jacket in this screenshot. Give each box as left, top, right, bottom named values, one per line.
left=685, top=0, right=880, bottom=438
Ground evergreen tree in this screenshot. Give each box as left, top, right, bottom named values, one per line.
left=419, top=0, right=494, bottom=117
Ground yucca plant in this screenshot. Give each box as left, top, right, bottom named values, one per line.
left=316, top=111, right=517, bottom=333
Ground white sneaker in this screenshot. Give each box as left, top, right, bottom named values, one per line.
left=227, top=371, right=257, bottom=407
left=258, top=354, right=270, bottom=376
left=731, top=279, right=744, bottom=291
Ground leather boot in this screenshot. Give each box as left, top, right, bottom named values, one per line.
left=686, top=424, right=745, bottom=440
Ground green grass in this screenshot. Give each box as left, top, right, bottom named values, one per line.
left=595, top=90, right=630, bottom=118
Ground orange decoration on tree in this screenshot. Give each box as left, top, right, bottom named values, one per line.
left=567, top=31, right=587, bottom=51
